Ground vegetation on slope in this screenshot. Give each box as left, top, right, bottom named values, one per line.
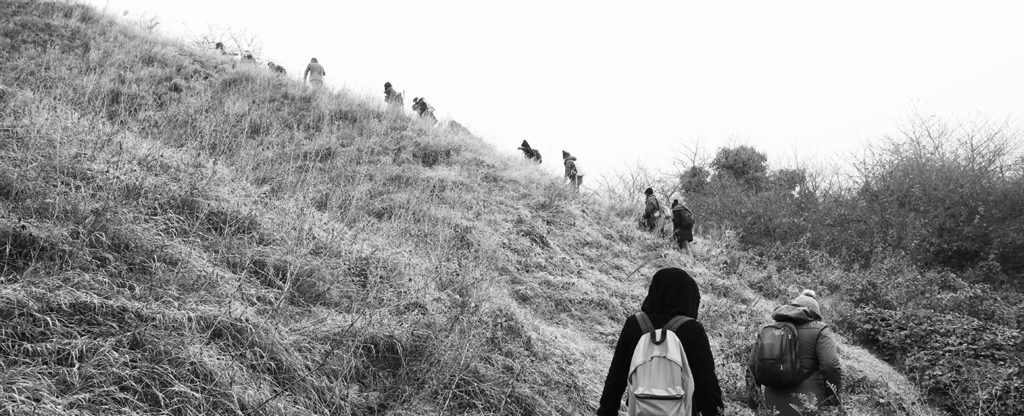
left=673, top=135, right=1023, bottom=414
left=2, top=1, right=943, bottom=415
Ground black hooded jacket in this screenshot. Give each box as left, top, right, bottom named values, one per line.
left=597, top=268, right=724, bottom=416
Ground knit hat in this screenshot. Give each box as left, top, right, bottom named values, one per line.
left=791, top=289, right=821, bottom=318
left=562, top=150, right=570, bottom=159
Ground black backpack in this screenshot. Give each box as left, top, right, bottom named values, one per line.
left=751, top=321, right=806, bottom=388
left=681, top=208, right=694, bottom=227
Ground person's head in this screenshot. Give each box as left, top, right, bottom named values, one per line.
left=384, top=82, right=392, bottom=88
left=644, top=187, right=654, bottom=196
left=215, top=42, right=224, bottom=50
left=641, top=268, right=701, bottom=319
left=521, top=139, right=530, bottom=148
left=791, top=289, right=821, bottom=318
left=672, top=199, right=679, bottom=207
left=310, top=57, right=318, bottom=63
left=562, top=150, right=570, bottom=159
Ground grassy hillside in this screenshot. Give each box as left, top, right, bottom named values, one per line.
left=1, top=1, right=942, bottom=415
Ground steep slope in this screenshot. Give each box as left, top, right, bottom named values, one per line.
left=1, top=1, right=942, bottom=415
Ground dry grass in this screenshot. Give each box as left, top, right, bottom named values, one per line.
left=0, top=1, right=947, bottom=415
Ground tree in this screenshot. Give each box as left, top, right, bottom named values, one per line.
left=710, top=145, right=768, bottom=189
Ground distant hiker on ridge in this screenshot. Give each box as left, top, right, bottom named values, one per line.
left=562, top=151, right=583, bottom=192
left=642, top=188, right=662, bottom=232
left=268, top=62, right=287, bottom=75
left=598, top=267, right=725, bottom=416
left=412, top=97, right=436, bottom=121
left=384, top=82, right=403, bottom=109
left=672, top=199, right=695, bottom=251
left=304, top=58, right=326, bottom=88
left=748, top=290, right=843, bottom=415
left=517, top=140, right=542, bottom=163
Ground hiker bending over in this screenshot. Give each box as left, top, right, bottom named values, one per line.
left=672, top=199, right=694, bottom=250
left=642, top=188, right=662, bottom=231
left=562, top=151, right=583, bottom=191
left=304, top=58, right=326, bottom=87
left=268, top=62, right=287, bottom=75
left=384, top=82, right=403, bottom=108
left=412, top=97, right=437, bottom=121
left=748, top=290, right=842, bottom=415
left=598, top=268, right=724, bottom=416
left=517, top=140, right=542, bottom=163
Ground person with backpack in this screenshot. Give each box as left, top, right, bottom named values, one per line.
left=642, top=188, right=662, bottom=232
left=518, top=140, right=542, bottom=163
left=748, top=290, right=842, bottom=416
left=598, top=267, right=724, bottom=416
left=384, top=82, right=403, bottom=109
left=671, top=199, right=694, bottom=250
left=563, top=151, right=583, bottom=192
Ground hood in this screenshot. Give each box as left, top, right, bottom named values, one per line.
left=771, top=304, right=821, bottom=324
left=564, top=156, right=577, bottom=162
left=521, top=140, right=531, bottom=148
left=562, top=150, right=571, bottom=159
left=641, top=268, right=701, bottom=320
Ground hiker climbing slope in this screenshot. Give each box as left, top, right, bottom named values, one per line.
left=384, top=82, right=403, bottom=108
left=748, top=290, right=842, bottom=415
left=642, top=188, right=662, bottom=232
left=598, top=268, right=724, bottom=416
left=517, top=140, right=542, bottom=163
left=412, top=97, right=436, bottom=121
left=562, top=151, right=583, bottom=191
left=671, top=199, right=695, bottom=250
left=303, top=58, right=326, bottom=88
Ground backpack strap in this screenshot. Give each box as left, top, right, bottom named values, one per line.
left=665, top=315, right=694, bottom=332
left=635, top=312, right=655, bottom=334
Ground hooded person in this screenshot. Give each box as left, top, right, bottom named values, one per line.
left=598, top=268, right=725, bottom=416
left=563, top=151, right=582, bottom=191
left=749, top=290, right=843, bottom=415
left=672, top=199, right=695, bottom=250
left=517, top=140, right=542, bottom=163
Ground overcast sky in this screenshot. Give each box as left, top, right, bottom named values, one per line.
left=88, top=0, right=1024, bottom=181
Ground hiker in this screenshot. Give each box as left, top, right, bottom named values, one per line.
left=671, top=199, right=694, bottom=250
left=384, top=82, right=403, bottom=108
left=517, top=140, right=542, bottom=163
left=411, top=97, right=436, bottom=121
left=598, top=267, right=724, bottom=416
left=642, top=188, right=662, bottom=232
left=268, top=62, right=287, bottom=75
left=562, top=151, right=583, bottom=191
left=748, top=290, right=842, bottom=416
left=214, top=41, right=226, bottom=55
left=303, top=58, right=326, bottom=87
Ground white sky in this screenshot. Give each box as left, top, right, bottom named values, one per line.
left=88, top=0, right=1024, bottom=180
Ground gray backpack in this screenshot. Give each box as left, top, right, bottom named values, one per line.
left=627, top=312, right=695, bottom=416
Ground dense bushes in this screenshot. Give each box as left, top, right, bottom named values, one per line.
left=844, top=308, right=1023, bottom=416
left=675, top=118, right=1024, bottom=415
